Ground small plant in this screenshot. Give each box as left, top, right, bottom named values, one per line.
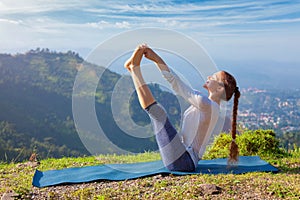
left=72, top=187, right=95, bottom=200
left=203, top=129, right=287, bottom=160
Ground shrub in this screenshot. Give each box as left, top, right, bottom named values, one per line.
left=203, top=129, right=287, bottom=160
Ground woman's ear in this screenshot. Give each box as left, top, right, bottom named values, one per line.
left=217, top=85, right=225, bottom=93
left=217, top=86, right=226, bottom=100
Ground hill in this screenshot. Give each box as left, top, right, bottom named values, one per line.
left=0, top=49, right=181, bottom=162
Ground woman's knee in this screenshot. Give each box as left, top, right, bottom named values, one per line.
left=165, top=153, right=196, bottom=172
left=145, top=102, right=167, bottom=121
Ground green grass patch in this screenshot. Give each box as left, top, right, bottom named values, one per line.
left=203, top=129, right=288, bottom=160
left=37, top=151, right=161, bottom=171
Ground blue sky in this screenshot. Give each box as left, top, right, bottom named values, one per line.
left=1, top=0, right=300, bottom=89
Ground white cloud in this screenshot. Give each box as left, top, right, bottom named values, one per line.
left=115, top=21, right=130, bottom=29
left=80, top=0, right=300, bottom=32
left=0, top=0, right=87, bottom=14
left=2, top=0, right=300, bottom=31
left=103, top=1, right=258, bottom=14
left=86, top=20, right=131, bottom=29
left=0, top=18, right=23, bottom=25
left=257, top=18, right=300, bottom=24
left=87, top=20, right=110, bottom=29
left=0, top=0, right=299, bottom=64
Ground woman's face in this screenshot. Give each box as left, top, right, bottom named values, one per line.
left=203, top=71, right=224, bottom=92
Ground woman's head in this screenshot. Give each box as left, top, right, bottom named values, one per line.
left=204, top=70, right=241, bottom=163
left=203, top=71, right=238, bottom=102
left=219, top=71, right=238, bottom=101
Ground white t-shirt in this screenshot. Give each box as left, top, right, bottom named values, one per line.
left=162, top=69, right=220, bottom=167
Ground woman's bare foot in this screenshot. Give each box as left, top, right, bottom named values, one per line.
left=124, top=44, right=147, bottom=71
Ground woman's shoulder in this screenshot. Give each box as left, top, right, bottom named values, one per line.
left=192, top=90, right=209, bottom=100
left=192, top=90, right=219, bottom=108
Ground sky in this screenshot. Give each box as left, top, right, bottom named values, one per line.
left=1, top=0, right=300, bottom=89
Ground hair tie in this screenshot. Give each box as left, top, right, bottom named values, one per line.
left=235, top=87, right=239, bottom=93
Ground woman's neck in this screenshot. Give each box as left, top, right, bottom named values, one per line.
left=209, top=95, right=221, bottom=105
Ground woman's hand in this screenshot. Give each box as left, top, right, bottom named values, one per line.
left=143, top=46, right=160, bottom=63
left=144, top=45, right=169, bottom=72
left=124, top=44, right=146, bottom=71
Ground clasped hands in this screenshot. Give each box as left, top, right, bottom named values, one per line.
left=124, top=44, right=159, bottom=72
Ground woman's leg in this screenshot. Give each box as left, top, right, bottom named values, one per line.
left=145, top=103, right=195, bottom=172
left=125, top=46, right=156, bottom=109
left=125, top=46, right=195, bottom=171
left=128, top=66, right=156, bottom=109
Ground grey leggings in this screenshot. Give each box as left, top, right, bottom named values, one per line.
left=145, top=102, right=195, bottom=172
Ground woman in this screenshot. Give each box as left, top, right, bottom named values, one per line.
left=125, top=44, right=240, bottom=172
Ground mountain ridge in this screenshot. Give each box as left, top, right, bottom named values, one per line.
left=0, top=49, right=181, bottom=161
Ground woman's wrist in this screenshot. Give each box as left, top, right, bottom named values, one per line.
left=154, top=56, right=165, bottom=65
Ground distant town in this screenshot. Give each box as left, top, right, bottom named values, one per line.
left=238, top=87, right=300, bottom=134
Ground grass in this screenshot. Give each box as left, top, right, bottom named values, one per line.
left=0, top=150, right=299, bottom=199
left=37, top=151, right=161, bottom=171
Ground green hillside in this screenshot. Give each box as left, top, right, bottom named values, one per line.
left=0, top=49, right=181, bottom=162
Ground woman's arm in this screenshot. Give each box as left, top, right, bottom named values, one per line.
left=162, top=69, right=211, bottom=110
left=144, top=47, right=170, bottom=72
left=144, top=46, right=210, bottom=110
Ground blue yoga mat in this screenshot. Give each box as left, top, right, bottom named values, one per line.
left=32, top=156, right=278, bottom=188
